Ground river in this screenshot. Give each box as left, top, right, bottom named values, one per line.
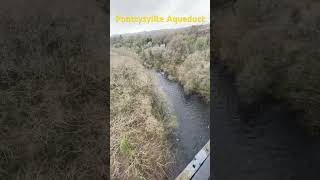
left=212, top=62, right=320, bottom=180
left=154, top=72, right=210, bottom=179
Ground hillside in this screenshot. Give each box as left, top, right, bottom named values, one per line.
left=111, top=25, right=210, bottom=102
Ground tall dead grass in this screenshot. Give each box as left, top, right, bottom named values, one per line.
left=110, top=48, right=173, bottom=179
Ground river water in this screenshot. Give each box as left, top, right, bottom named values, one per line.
left=212, top=62, right=320, bottom=180
left=154, top=72, right=210, bottom=179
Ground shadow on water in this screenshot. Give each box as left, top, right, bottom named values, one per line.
left=154, top=72, right=210, bottom=179
left=212, top=62, right=320, bottom=180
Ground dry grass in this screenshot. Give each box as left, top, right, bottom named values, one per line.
left=110, top=48, right=173, bottom=179
left=0, top=1, right=108, bottom=178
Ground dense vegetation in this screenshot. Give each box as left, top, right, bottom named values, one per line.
left=111, top=25, right=210, bottom=102
left=213, top=0, right=320, bottom=134
left=0, top=0, right=107, bottom=179
left=110, top=48, right=174, bottom=179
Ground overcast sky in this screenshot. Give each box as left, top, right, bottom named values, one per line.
left=110, top=0, right=210, bottom=36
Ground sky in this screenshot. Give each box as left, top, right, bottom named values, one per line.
left=110, top=0, right=210, bottom=36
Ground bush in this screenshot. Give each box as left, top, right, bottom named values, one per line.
left=177, top=50, right=210, bottom=102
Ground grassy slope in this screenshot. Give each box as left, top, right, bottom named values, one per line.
left=110, top=48, right=173, bottom=179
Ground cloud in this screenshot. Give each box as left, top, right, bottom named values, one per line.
left=110, top=0, right=210, bottom=35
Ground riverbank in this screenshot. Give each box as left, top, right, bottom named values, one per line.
left=154, top=72, right=210, bottom=178
left=110, top=48, right=174, bottom=179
